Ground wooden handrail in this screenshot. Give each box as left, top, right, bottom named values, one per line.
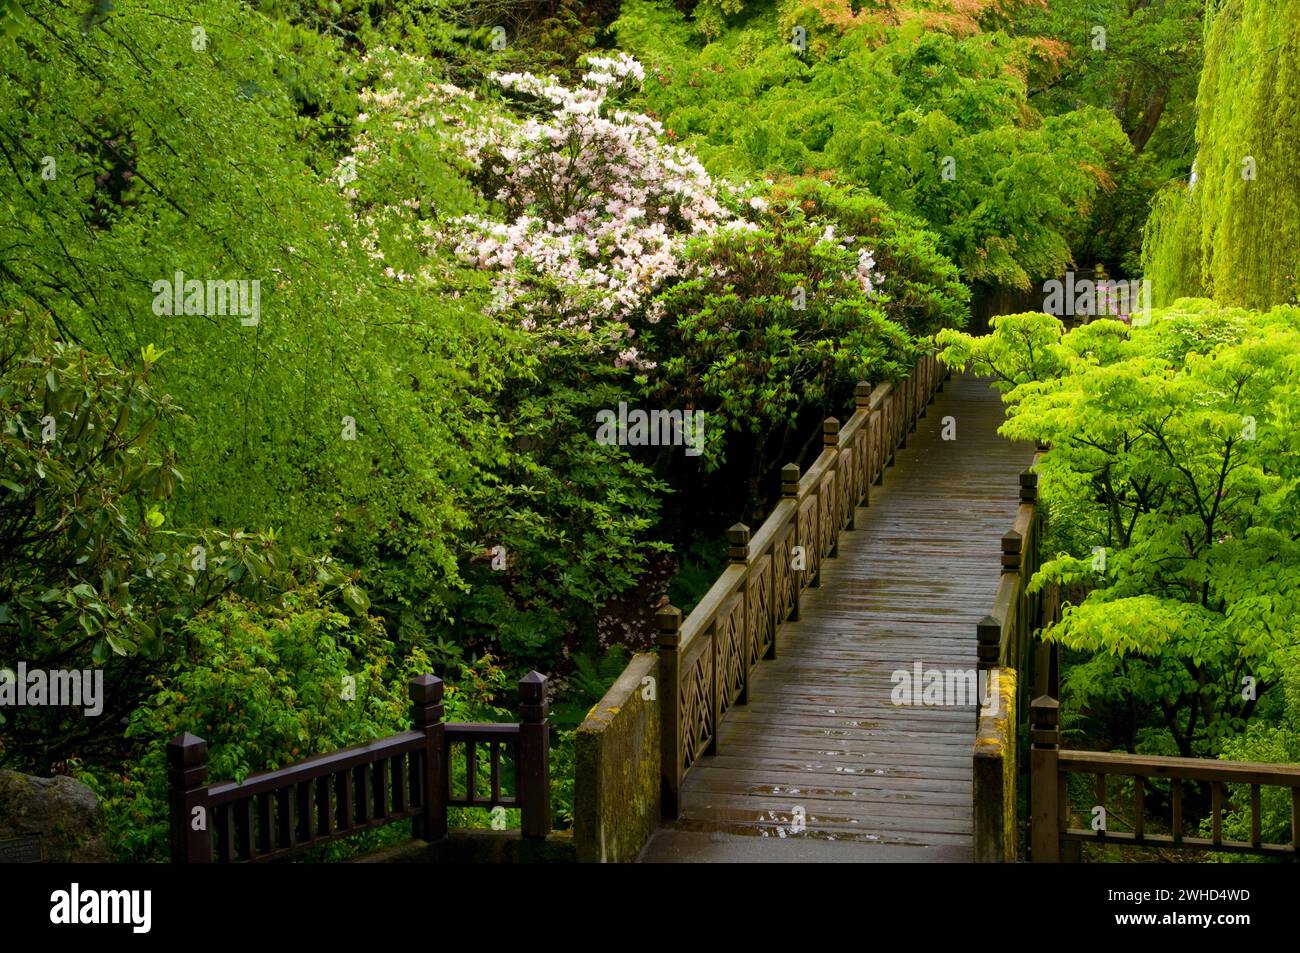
left=1059, top=750, right=1300, bottom=785
left=656, top=348, right=946, bottom=818
left=972, top=448, right=1044, bottom=862
left=1031, top=697, right=1300, bottom=860
left=204, top=732, right=426, bottom=803
left=167, top=672, right=551, bottom=862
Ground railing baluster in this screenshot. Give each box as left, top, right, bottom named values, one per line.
left=391, top=754, right=407, bottom=815
left=466, top=741, right=478, bottom=805
left=1133, top=779, right=1144, bottom=841
left=235, top=799, right=253, bottom=861
left=299, top=780, right=314, bottom=844
left=216, top=804, right=234, bottom=863
left=374, top=757, right=389, bottom=819
left=285, top=783, right=298, bottom=848
left=1211, top=781, right=1223, bottom=846
left=1250, top=784, right=1261, bottom=848
left=490, top=741, right=502, bottom=802
left=275, top=788, right=290, bottom=850
left=321, top=775, right=335, bottom=837
left=1292, top=788, right=1299, bottom=852
left=256, top=791, right=272, bottom=855
left=1171, top=779, right=1183, bottom=845
left=340, top=768, right=355, bottom=830
left=358, top=764, right=372, bottom=823
left=1094, top=774, right=1106, bottom=838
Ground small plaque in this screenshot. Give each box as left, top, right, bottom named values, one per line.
left=0, top=836, right=42, bottom=863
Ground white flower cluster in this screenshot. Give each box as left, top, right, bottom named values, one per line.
left=448, top=55, right=763, bottom=369
left=330, top=50, right=883, bottom=374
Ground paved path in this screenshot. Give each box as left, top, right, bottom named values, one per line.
left=639, top=374, right=1032, bottom=862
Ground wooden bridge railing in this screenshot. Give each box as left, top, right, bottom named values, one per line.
left=1030, top=696, right=1300, bottom=860
left=967, top=450, right=1300, bottom=863
left=972, top=448, right=1045, bottom=862
left=167, top=672, right=550, bottom=862
left=976, top=452, right=1045, bottom=687
left=657, top=350, right=944, bottom=816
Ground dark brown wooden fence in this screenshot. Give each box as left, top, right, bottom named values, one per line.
left=970, top=447, right=1043, bottom=861
left=976, top=452, right=1045, bottom=690
left=167, top=672, right=550, bottom=862
left=1030, top=696, right=1300, bottom=860
left=984, top=456, right=1300, bottom=862
left=655, top=350, right=944, bottom=817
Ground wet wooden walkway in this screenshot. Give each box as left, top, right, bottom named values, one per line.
left=639, top=374, right=1032, bottom=862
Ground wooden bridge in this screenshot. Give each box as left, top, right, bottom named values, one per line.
left=164, top=348, right=1300, bottom=864
left=636, top=369, right=1031, bottom=862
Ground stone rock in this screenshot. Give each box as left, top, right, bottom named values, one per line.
left=0, top=770, right=113, bottom=862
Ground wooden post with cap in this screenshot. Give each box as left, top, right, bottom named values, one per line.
left=782, top=463, right=803, bottom=621
left=410, top=674, right=447, bottom=842
left=168, top=732, right=212, bottom=863
left=1030, top=696, right=1062, bottom=862
left=728, top=522, right=752, bottom=702
left=657, top=604, right=683, bottom=819
left=518, top=671, right=550, bottom=839
left=823, top=417, right=839, bottom=557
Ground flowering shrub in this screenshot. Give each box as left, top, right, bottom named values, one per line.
left=450, top=55, right=748, bottom=368
left=448, top=54, right=893, bottom=382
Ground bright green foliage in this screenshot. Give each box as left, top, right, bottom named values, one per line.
left=941, top=302, right=1300, bottom=755
left=549, top=645, right=629, bottom=728
left=649, top=205, right=912, bottom=478
left=1142, top=0, right=1300, bottom=308
left=1014, top=0, right=1203, bottom=158
left=776, top=177, right=969, bottom=333
left=0, top=1, right=521, bottom=627
left=1012, top=0, right=1204, bottom=272
left=77, top=590, right=428, bottom=861
left=1141, top=181, right=1205, bottom=303
left=613, top=0, right=1131, bottom=289
left=339, top=48, right=674, bottom=661
left=1213, top=649, right=1300, bottom=857
left=0, top=310, right=358, bottom=765
left=445, top=362, right=671, bottom=661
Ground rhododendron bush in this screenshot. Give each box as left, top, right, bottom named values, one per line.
left=318, top=45, right=966, bottom=668
left=437, top=54, right=953, bottom=467
left=452, top=53, right=761, bottom=371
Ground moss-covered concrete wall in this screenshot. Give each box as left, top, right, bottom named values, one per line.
left=573, top=653, right=661, bottom=863
left=972, top=667, right=1017, bottom=863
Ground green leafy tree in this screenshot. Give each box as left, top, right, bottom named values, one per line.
left=77, top=590, right=429, bottom=861
left=941, top=302, right=1300, bottom=756
left=1142, top=0, right=1300, bottom=307
left=0, top=309, right=357, bottom=768
left=613, top=0, right=1131, bottom=290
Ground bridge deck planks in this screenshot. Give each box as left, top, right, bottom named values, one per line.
left=638, top=373, right=1032, bottom=862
